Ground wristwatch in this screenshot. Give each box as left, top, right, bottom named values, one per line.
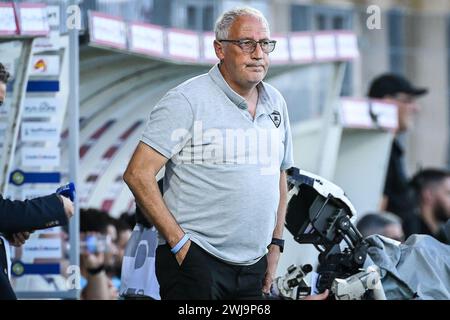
left=268, top=238, right=284, bottom=253
left=87, top=264, right=105, bottom=275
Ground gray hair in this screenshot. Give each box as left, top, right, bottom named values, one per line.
left=356, top=212, right=402, bottom=238
left=214, top=7, right=270, bottom=40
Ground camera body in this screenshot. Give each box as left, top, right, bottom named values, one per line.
left=285, top=167, right=369, bottom=296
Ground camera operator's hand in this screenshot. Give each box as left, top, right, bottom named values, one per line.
left=8, top=231, right=31, bottom=247
left=302, top=289, right=329, bottom=300
left=262, top=245, right=281, bottom=294
left=60, top=195, right=74, bottom=220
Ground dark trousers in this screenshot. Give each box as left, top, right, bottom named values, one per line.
left=0, top=243, right=16, bottom=300
left=156, top=242, right=267, bottom=300
left=0, top=271, right=16, bottom=300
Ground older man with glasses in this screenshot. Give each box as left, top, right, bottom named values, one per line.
left=124, top=7, right=327, bottom=300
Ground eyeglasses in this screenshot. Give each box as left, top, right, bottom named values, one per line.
left=218, top=39, right=276, bottom=54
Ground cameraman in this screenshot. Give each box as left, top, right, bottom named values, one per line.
left=0, top=62, right=74, bottom=299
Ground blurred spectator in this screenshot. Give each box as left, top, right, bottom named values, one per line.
left=368, top=73, right=428, bottom=223
left=79, top=209, right=118, bottom=300
left=407, top=168, right=450, bottom=241
left=357, top=212, right=405, bottom=242
left=110, top=216, right=133, bottom=282
left=104, top=216, right=119, bottom=280
left=118, top=212, right=136, bottom=230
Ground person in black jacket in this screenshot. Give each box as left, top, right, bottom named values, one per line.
left=368, top=74, right=428, bottom=223
left=407, top=168, right=450, bottom=241
left=0, top=62, right=74, bottom=299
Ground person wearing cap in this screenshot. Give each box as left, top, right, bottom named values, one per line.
left=0, top=62, right=74, bottom=299
left=368, top=73, right=428, bottom=224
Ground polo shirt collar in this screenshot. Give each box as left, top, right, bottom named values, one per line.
left=208, top=63, right=272, bottom=115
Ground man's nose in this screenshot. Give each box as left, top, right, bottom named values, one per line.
left=251, top=42, right=264, bottom=59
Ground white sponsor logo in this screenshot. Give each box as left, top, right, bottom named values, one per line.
left=30, top=55, right=60, bottom=76
left=21, top=122, right=60, bottom=142
left=23, top=97, right=60, bottom=117
left=22, top=147, right=60, bottom=167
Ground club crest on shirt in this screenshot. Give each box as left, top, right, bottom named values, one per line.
left=269, top=110, right=281, bottom=128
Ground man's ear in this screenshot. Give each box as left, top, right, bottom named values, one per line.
left=214, top=40, right=225, bottom=61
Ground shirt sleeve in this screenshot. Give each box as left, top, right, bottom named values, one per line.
left=140, top=90, right=194, bottom=159
left=280, top=98, right=295, bottom=171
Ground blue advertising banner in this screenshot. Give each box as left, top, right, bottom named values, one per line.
left=26, top=80, right=60, bottom=92
left=11, top=261, right=60, bottom=276
left=9, top=170, right=61, bottom=186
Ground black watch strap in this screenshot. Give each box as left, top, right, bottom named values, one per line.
left=87, top=265, right=105, bottom=275
left=269, top=238, right=284, bottom=253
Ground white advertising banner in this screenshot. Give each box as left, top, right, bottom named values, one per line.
left=129, top=22, right=164, bottom=56
left=269, top=35, right=290, bottom=63
left=23, top=97, right=60, bottom=118
left=290, top=33, right=314, bottom=62
left=371, top=101, right=398, bottom=130
left=21, top=238, right=63, bottom=261
left=46, top=5, right=60, bottom=28
left=33, top=30, right=61, bottom=52
left=340, top=99, right=372, bottom=128
left=19, top=4, right=50, bottom=36
left=21, top=147, right=60, bottom=167
left=0, top=3, right=17, bottom=35
left=21, top=122, right=60, bottom=142
left=167, top=29, right=200, bottom=61
left=336, top=32, right=359, bottom=59
left=203, top=33, right=217, bottom=62
left=30, top=55, right=60, bottom=76
left=314, top=33, right=337, bottom=60
left=90, top=12, right=127, bottom=49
